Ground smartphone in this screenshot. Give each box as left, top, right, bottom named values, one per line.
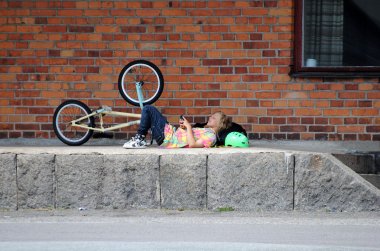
left=179, top=115, right=185, bottom=120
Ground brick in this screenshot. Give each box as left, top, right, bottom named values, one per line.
left=286, top=133, right=300, bottom=140
left=246, top=100, right=259, bottom=107
left=201, top=91, right=227, bottom=99
left=367, top=126, right=380, bottom=133
left=345, top=100, right=358, bottom=107
left=344, top=84, right=358, bottom=90
left=344, top=118, right=357, bottom=124
left=163, top=42, right=187, bottom=49
left=202, top=59, right=228, bottom=66
left=368, top=92, right=380, bottom=99
left=216, top=42, right=241, bottom=49
left=330, top=100, right=343, bottom=107
left=15, top=123, right=39, bottom=130
left=0, top=58, right=16, bottom=65
left=69, top=59, right=94, bottom=65
left=338, top=92, right=365, bottom=99
left=280, top=125, right=306, bottom=132
left=287, top=117, right=301, bottom=124
left=57, top=9, right=83, bottom=16
left=69, top=26, right=94, bottom=33
left=273, top=117, right=286, bottom=124
left=337, top=126, right=364, bottom=133
left=352, top=109, right=378, bottom=116
left=260, top=100, right=273, bottom=107
left=259, top=117, right=272, bottom=124
left=28, top=107, right=53, bottom=115
left=282, top=91, right=306, bottom=99
left=175, top=25, right=201, bottom=33
left=309, top=92, right=336, bottom=99
left=270, top=57, right=291, bottom=65
left=358, top=100, right=372, bottom=107
left=218, top=67, right=232, bottom=74
left=262, top=50, right=276, bottom=57
left=323, top=109, right=350, bottom=116
left=121, top=26, right=146, bottom=33
left=67, top=91, right=92, bottom=98
left=253, top=125, right=279, bottom=132
left=207, top=100, right=220, bottom=106
left=264, top=1, right=278, bottom=7
left=235, top=67, right=247, bottom=74
left=295, top=109, right=322, bottom=116
left=243, top=75, right=268, bottom=82
left=309, top=126, right=335, bottom=132
left=268, top=109, right=293, bottom=116
left=243, top=42, right=269, bottom=49
left=161, top=9, right=187, bottom=16
left=301, top=117, right=314, bottom=124
left=255, top=92, right=281, bottom=99
left=359, top=84, right=375, bottom=91
left=135, top=9, right=160, bottom=17
left=83, top=10, right=109, bottom=16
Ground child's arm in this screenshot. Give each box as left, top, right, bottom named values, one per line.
left=182, top=117, right=204, bottom=148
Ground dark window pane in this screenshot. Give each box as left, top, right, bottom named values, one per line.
left=302, top=0, right=380, bottom=67
left=343, top=0, right=380, bottom=66
left=303, top=0, right=344, bottom=67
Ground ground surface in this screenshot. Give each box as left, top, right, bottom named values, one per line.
left=1, top=139, right=379, bottom=155
left=1, top=209, right=380, bottom=251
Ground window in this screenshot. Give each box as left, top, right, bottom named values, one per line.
left=292, top=0, right=380, bottom=77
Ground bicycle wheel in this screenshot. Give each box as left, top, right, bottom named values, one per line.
left=118, top=60, right=164, bottom=106
left=53, top=100, right=95, bottom=146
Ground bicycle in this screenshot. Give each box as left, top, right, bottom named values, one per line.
left=53, top=60, right=164, bottom=146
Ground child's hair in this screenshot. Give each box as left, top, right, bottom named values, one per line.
left=214, top=111, right=232, bottom=133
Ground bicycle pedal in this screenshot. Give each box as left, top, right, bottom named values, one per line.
left=93, top=132, right=114, bottom=139
left=101, top=105, right=112, bottom=112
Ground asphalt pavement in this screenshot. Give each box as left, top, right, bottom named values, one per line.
left=1, top=209, right=380, bottom=251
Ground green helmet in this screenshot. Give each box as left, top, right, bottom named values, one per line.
left=225, top=132, right=249, bottom=148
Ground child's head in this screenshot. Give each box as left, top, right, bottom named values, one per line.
left=206, top=111, right=231, bottom=132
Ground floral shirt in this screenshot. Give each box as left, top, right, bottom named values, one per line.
left=160, top=124, right=216, bottom=148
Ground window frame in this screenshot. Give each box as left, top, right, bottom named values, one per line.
left=291, top=0, right=380, bottom=78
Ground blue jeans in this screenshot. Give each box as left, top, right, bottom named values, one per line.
left=137, top=105, right=167, bottom=145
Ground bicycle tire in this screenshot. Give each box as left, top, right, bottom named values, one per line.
left=53, top=100, right=95, bottom=146
left=118, top=60, right=164, bottom=106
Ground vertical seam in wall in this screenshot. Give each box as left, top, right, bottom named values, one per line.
left=97, top=155, right=106, bottom=208
left=53, top=154, right=57, bottom=209
left=292, top=154, right=296, bottom=211
left=15, top=154, right=18, bottom=211
left=205, top=154, right=208, bottom=210
left=158, top=155, right=162, bottom=209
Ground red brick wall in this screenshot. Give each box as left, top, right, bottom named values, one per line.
left=0, top=0, right=379, bottom=141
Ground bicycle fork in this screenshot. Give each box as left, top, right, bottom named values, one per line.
left=136, top=82, right=144, bottom=110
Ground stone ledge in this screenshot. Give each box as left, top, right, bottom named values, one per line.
left=208, top=153, right=293, bottom=211
left=294, top=154, right=380, bottom=212
left=1, top=150, right=379, bottom=212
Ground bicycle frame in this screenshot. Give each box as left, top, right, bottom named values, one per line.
left=70, top=82, right=145, bottom=133
left=70, top=108, right=141, bottom=132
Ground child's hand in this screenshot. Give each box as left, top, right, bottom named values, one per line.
left=182, top=117, right=192, bottom=129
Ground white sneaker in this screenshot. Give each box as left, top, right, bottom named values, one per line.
left=123, top=134, right=147, bottom=149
